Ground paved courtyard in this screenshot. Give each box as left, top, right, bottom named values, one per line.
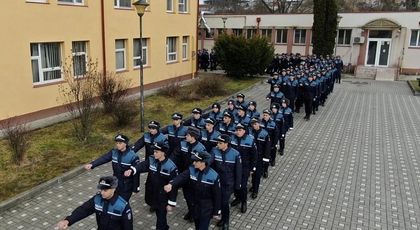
left=1, top=79, right=420, bottom=229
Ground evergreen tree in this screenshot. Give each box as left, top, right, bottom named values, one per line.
left=312, top=0, right=338, bottom=56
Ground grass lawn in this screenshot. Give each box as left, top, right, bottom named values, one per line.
left=409, top=80, right=420, bottom=92
left=0, top=75, right=261, bottom=202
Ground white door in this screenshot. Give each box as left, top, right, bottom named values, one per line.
left=365, top=38, right=392, bottom=67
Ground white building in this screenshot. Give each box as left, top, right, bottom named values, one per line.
left=200, top=12, right=420, bottom=80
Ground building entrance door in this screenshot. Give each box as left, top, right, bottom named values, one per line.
left=365, top=30, right=392, bottom=67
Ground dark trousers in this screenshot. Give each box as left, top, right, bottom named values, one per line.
left=155, top=208, right=169, bottom=230
left=295, top=96, right=303, bottom=112
left=194, top=216, right=211, bottom=230
left=251, top=157, right=263, bottom=193
left=279, top=134, right=286, bottom=152
left=221, top=187, right=233, bottom=224
left=289, top=98, right=296, bottom=111
left=183, top=186, right=192, bottom=213
left=234, top=165, right=250, bottom=202
left=335, top=71, right=341, bottom=83
left=304, top=98, right=313, bottom=118
left=312, top=98, right=319, bottom=113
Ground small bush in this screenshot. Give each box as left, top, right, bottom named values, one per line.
left=193, top=76, right=226, bottom=97
left=111, top=100, right=137, bottom=127
left=1, top=119, right=29, bottom=165
left=96, top=72, right=132, bottom=114
left=159, top=81, right=182, bottom=97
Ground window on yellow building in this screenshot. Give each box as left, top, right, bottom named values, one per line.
left=166, top=37, right=177, bottom=62
left=182, top=36, right=189, bottom=60
left=276, top=29, right=287, bottom=44
left=294, top=29, right=306, bottom=44
left=133, top=38, right=149, bottom=67
left=179, top=0, right=188, bottom=13
left=115, top=39, right=127, bottom=71
left=114, top=0, right=131, bottom=8
left=72, top=41, right=87, bottom=76
left=31, top=43, right=62, bottom=84
left=58, top=0, right=84, bottom=5
left=167, top=0, right=173, bottom=12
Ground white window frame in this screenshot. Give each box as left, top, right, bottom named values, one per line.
left=166, top=0, right=174, bottom=12
left=115, top=39, right=127, bottom=71
left=31, top=42, right=63, bottom=85
left=261, top=29, right=272, bottom=41
left=276, top=29, right=287, bottom=44
left=114, top=0, right=132, bottom=9
left=294, top=29, right=306, bottom=44
left=182, top=36, right=189, bottom=61
left=133, top=38, right=149, bottom=68
left=337, top=29, right=352, bottom=46
left=58, top=0, right=84, bottom=5
left=410, top=30, right=420, bottom=47
left=26, top=0, right=48, bottom=3
left=178, top=0, right=188, bottom=13
left=166, top=37, right=177, bottom=63
left=233, top=29, right=243, bottom=37
left=247, top=29, right=256, bottom=39
left=72, top=41, right=87, bottom=77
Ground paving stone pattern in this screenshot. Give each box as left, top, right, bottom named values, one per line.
left=1, top=79, right=420, bottom=230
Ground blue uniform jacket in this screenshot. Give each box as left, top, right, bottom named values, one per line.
left=160, top=124, right=188, bottom=157
left=171, top=166, right=222, bottom=219
left=172, top=140, right=207, bottom=172
left=230, top=134, right=257, bottom=171
left=217, top=121, right=236, bottom=135
left=246, top=109, right=260, bottom=119
left=91, top=148, right=140, bottom=194
left=210, top=147, right=242, bottom=191
left=201, top=129, right=222, bottom=152
left=65, top=193, right=132, bottom=230
left=133, top=156, right=178, bottom=209
left=184, top=117, right=206, bottom=130
left=282, top=107, right=294, bottom=130
left=266, top=91, right=285, bottom=105
left=261, top=118, right=279, bottom=147
left=131, top=132, right=168, bottom=159
left=250, top=128, right=271, bottom=162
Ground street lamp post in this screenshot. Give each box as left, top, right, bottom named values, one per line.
left=222, top=17, right=227, bottom=33
left=133, top=0, right=149, bottom=132
left=334, top=15, right=343, bottom=56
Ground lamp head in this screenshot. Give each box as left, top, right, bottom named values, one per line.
left=133, top=0, right=149, bottom=17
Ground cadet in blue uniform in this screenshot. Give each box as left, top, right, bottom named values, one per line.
left=230, top=123, right=257, bottom=213
left=184, top=108, right=206, bottom=130
left=57, top=176, right=133, bottom=230
left=280, top=99, right=293, bottom=156
left=234, top=105, right=251, bottom=127
left=303, top=74, right=317, bottom=120
left=201, top=117, right=221, bottom=152
left=164, top=151, right=222, bottom=230
left=206, top=103, right=223, bottom=124
left=132, top=121, right=168, bottom=159
left=235, top=93, right=248, bottom=109
left=160, top=113, right=189, bottom=157
left=125, top=143, right=178, bottom=230
left=131, top=121, right=168, bottom=212
left=223, top=99, right=237, bottom=117
left=210, top=134, right=242, bottom=230
left=246, top=101, right=260, bottom=119
left=261, top=109, right=279, bottom=170
left=249, top=118, right=271, bottom=198
left=266, top=84, right=285, bottom=106
left=271, top=103, right=286, bottom=156
left=217, top=111, right=236, bottom=135
left=172, top=127, right=206, bottom=222
left=267, top=72, right=282, bottom=92
left=84, top=135, right=139, bottom=201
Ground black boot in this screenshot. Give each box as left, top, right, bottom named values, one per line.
left=222, top=223, right=229, bottom=230
left=249, top=187, right=254, bottom=192
left=278, top=150, right=284, bottom=156
left=183, top=211, right=193, bottom=222
left=251, top=192, right=258, bottom=199
left=241, top=202, right=247, bottom=213
left=231, top=198, right=240, bottom=207
left=216, top=220, right=224, bottom=227
left=270, top=159, right=275, bottom=166
left=149, top=207, right=156, bottom=213
left=263, top=171, right=268, bottom=178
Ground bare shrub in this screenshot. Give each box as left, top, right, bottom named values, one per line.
left=1, top=119, right=29, bottom=165
left=111, top=99, right=137, bottom=127
left=193, top=76, right=226, bottom=97
left=59, top=59, right=98, bottom=142
left=159, top=81, right=182, bottom=97
left=96, top=72, right=132, bottom=114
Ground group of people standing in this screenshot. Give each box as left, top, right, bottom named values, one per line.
left=198, top=49, right=218, bottom=72
left=57, top=53, right=343, bottom=230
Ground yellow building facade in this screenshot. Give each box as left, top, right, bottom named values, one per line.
left=0, top=0, right=198, bottom=123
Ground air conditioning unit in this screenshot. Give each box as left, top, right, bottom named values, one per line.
left=353, top=36, right=365, bottom=44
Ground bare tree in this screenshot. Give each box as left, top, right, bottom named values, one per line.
left=1, top=118, right=29, bottom=165
left=58, top=59, right=98, bottom=142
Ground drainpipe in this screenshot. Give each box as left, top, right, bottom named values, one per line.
left=195, top=0, right=199, bottom=76
left=398, top=27, right=407, bottom=79
left=101, top=0, right=107, bottom=74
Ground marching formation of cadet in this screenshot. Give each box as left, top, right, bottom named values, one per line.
left=58, top=53, right=340, bottom=230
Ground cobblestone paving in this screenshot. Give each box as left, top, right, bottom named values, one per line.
left=1, top=79, right=420, bottom=230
